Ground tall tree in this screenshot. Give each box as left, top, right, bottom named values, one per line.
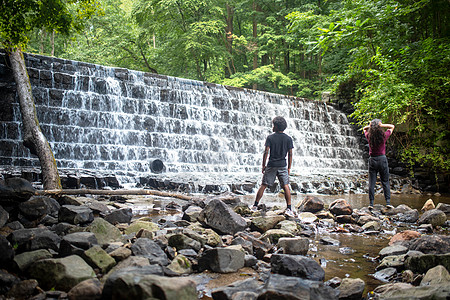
left=0, top=0, right=99, bottom=189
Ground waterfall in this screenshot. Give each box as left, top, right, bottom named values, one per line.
left=0, top=52, right=367, bottom=192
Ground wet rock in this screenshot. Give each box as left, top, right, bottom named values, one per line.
left=109, top=246, right=131, bottom=262
left=83, top=245, right=116, bottom=273
left=18, top=196, right=60, bottom=221
left=278, top=237, right=309, bottom=255
left=379, top=244, right=408, bottom=258
left=362, top=221, right=381, bottom=231
left=375, top=284, right=450, bottom=299
left=0, top=235, right=14, bottom=269
left=186, top=225, right=223, bottom=247
left=125, top=219, right=159, bottom=235
left=198, top=199, right=247, bottom=235
left=387, top=204, right=415, bottom=216
left=389, top=230, right=421, bottom=246
left=235, top=232, right=271, bottom=259
left=67, top=278, right=103, bottom=300
left=418, top=224, right=434, bottom=233
left=250, top=215, right=285, bottom=233
left=0, top=177, right=35, bottom=202
left=376, top=255, right=407, bottom=271
left=6, top=279, right=39, bottom=299
left=275, top=220, right=299, bottom=235
left=260, top=229, right=294, bottom=244
left=320, top=236, right=340, bottom=246
left=373, top=282, right=414, bottom=296
left=182, top=205, right=203, bottom=222
left=373, top=267, right=397, bottom=282
left=59, top=205, right=94, bottom=225
left=356, top=214, right=380, bottom=226
left=199, top=245, right=245, bottom=273
left=84, top=199, right=110, bottom=215
left=405, top=253, right=450, bottom=274
left=28, top=255, right=96, bottom=291
left=329, top=199, right=352, bottom=216
left=393, top=209, right=420, bottom=223
left=296, top=195, right=324, bottom=213
left=104, top=207, right=132, bottom=224
left=258, top=274, right=337, bottom=300
left=402, top=270, right=414, bottom=283
left=14, top=249, right=53, bottom=271
left=131, top=238, right=169, bottom=266
left=338, top=278, right=365, bottom=300
left=211, top=278, right=262, bottom=299
left=168, top=233, right=202, bottom=252
left=167, top=254, right=193, bottom=275
left=271, top=254, right=325, bottom=281
left=298, top=212, right=318, bottom=224
left=421, top=199, right=435, bottom=212
left=418, top=209, right=447, bottom=227
left=8, top=227, right=61, bottom=252
left=231, top=236, right=253, bottom=254
left=420, top=265, right=450, bottom=286
left=408, top=235, right=450, bottom=254
left=0, top=205, right=10, bottom=227
left=336, top=215, right=355, bottom=224
left=436, top=203, right=450, bottom=216
left=102, top=272, right=197, bottom=300
left=87, top=217, right=124, bottom=245
left=60, top=232, right=98, bottom=256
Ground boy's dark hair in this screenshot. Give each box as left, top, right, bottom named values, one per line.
left=272, top=116, right=287, bottom=132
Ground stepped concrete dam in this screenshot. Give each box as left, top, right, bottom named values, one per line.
left=0, top=51, right=369, bottom=193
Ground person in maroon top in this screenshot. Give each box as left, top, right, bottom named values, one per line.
left=363, top=119, right=395, bottom=209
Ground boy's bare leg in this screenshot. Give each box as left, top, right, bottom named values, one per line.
left=282, top=184, right=291, bottom=206
left=254, top=184, right=267, bottom=205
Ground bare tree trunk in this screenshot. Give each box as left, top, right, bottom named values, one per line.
left=51, top=30, right=55, bottom=56
left=9, top=48, right=61, bottom=190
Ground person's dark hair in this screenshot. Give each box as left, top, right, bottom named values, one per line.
left=272, top=116, right=287, bottom=132
left=368, top=119, right=385, bottom=149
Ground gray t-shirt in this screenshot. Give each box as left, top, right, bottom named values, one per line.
left=265, top=132, right=294, bottom=167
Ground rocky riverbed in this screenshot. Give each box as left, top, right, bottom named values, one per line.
left=0, top=177, right=449, bottom=300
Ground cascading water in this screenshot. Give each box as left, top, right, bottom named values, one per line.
left=0, top=52, right=367, bottom=192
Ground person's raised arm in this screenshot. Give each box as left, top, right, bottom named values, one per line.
left=381, top=123, right=395, bottom=133
left=363, top=124, right=370, bottom=133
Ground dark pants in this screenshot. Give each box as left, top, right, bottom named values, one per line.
left=368, top=155, right=390, bottom=206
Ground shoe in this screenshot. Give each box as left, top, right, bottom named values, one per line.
left=368, top=205, right=374, bottom=210
left=285, top=208, right=296, bottom=218
left=386, top=205, right=394, bottom=209
left=251, top=205, right=259, bottom=212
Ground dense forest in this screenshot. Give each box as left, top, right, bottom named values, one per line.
left=2, top=0, right=450, bottom=180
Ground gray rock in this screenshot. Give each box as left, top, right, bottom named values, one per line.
left=436, top=203, right=450, bottom=216
left=357, top=215, right=380, bottom=226
left=168, top=233, right=202, bottom=252
left=376, top=284, right=450, bottom=299
left=0, top=235, right=14, bottom=269
left=408, top=235, right=450, bottom=254
left=231, top=236, right=254, bottom=254
left=244, top=255, right=258, bottom=267
left=277, top=237, right=309, bottom=255
left=376, top=255, right=407, bottom=271
left=18, top=196, right=60, bottom=220
left=211, top=278, right=262, bottom=299
left=405, top=253, right=450, bottom=274
left=182, top=205, right=203, bottom=222
left=0, top=269, right=20, bottom=294
left=259, top=273, right=337, bottom=300
left=102, top=271, right=197, bottom=299
left=338, top=278, right=365, bottom=300
left=67, top=278, right=103, bottom=300
left=8, top=227, right=61, bottom=252
left=271, top=254, right=325, bottom=281
left=131, top=238, right=169, bottom=266
left=0, top=205, right=9, bottom=227
left=60, top=232, right=98, bottom=256
left=0, top=177, right=35, bottom=202
left=260, top=229, right=294, bottom=244
left=373, top=267, right=397, bottom=282
left=320, top=236, right=340, bottom=246
left=109, top=247, right=132, bottom=262
left=362, top=221, right=381, bottom=231
left=104, top=208, right=132, bottom=224
left=199, top=246, right=245, bottom=273
left=6, top=279, right=39, bottom=300
left=394, top=209, right=420, bottom=223
left=421, top=265, right=450, bottom=286
left=418, top=209, right=447, bottom=227
left=14, top=249, right=53, bottom=271
left=59, top=205, right=94, bottom=225
left=379, top=244, right=408, bottom=258
left=235, top=231, right=271, bottom=259
left=28, top=255, right=96, bottom=291
left=103, top=256, right=155, bottom=282
left=198, top=199, right=247, bottom=235
left=167, top=254, right=193, bottom=275
left=251, top=215, right=285, bottom=233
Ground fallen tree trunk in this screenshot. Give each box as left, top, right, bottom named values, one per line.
left=36, top=189, right=193, bottom=200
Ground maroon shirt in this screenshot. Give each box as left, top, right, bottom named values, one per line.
left=365, top=130, right=391, bottom=156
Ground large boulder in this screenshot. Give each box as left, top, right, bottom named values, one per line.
left=0, top=177, right=35, bottom=203
left=59, top=232, right=98, bottom=256
left=198, top=199, right=247, bottom=235
left=405, top=253, right=450, bottom=274
left=296, top=195, right=324, bottom=213
left=250, top=215, right=285, bottom=233
left=389, top=230, right=421, bottom=246
left=418, top=209, right=447, bottom=227
left=130, top=238, right=169, bottom=266
left=235, top=231, right=271, bottom=259
left=87, top=217, right=125, bottom=245
left=277, top=237, right=309, bottom=255
left=59, top=205, right=94, bottom=225
left=28, top=255, right=96, bottom=291
left=8, top=227, right=61, bottom=252
left=329, top=199, right=352, bottom=216
left=67, top=278, right=103, bottom=300
left=18, top=196, right=60, bottom=220
left=271, top=254, right=325, bottom=281
left=13, top=249, right=53, bottom=272
left=338, top=278, right=365, bottom=300
left=199, top=245, right=245, bottom=273
left=420, top=265, right=450, bottom=286
left=102, top=270, right=197, bottom=299
left=408, top=235, right=450, bottom=254
left=104, top=208, right=132, bottom=224
left=375, top=284, right=450, bottom=299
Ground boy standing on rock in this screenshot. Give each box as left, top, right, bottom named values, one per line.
left=252, top=116, right=295, bottom=217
